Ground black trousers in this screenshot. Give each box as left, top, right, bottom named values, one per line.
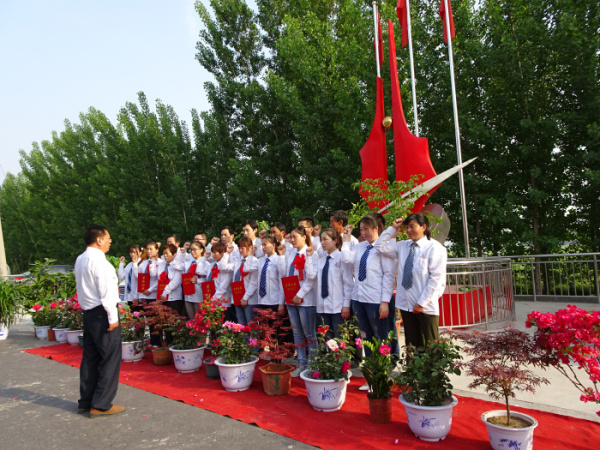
left=79, top=305, right=122, bottom=411
left=400, top=309, right=440, bottom=349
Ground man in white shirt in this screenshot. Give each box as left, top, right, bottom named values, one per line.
left=375, top=213, right=447, bottom=348
left=75, top=225, right=125, bottom=418
left=242, top=219, right=264, bottom=258
left=330, top=210, right=359, bottom=247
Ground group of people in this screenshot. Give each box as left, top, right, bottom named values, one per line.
left=73, top=210, right=447, bottom=416
left=118, top=211, right=448, bottom=378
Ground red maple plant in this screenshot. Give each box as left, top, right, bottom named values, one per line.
left=251, top=308, right=296, bottom=362
left=454, top=325, right=549, bottom=426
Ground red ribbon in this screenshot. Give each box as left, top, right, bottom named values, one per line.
left=211, top=265, right=220, bottom=280
left=240, top=263, right=248, bottom=280
left=159, top=271, right=169, bottom=282
left=293, top=254, right=306, bottom=281
left=188, top=263, right=197, bottom=274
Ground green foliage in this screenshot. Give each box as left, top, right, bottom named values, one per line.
left=168, top=318, right=206, bottom=350
left=360, top=330, right=396, bottom=399
left=18, top=259, right=76, bottom=310
left=308, top=318, right=357, bottom=381
left=0, top=280, right=22, bottom=326
left=395, top=337, right=462, bottom=407
left=0, top=0, right=598, bottom=266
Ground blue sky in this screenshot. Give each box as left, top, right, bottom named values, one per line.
left=0, top=0, right=214, bottom=183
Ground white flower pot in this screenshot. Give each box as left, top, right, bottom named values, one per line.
left=214, top=356, right=259, bottom=392
left=169, top=346, right=206, bottom=373
left=35, top=325, right=51, bottom=340
left=121, top=340, right=145, bottom=362
left=65, top=330, right=83, bottom=346
left=399, top=394, right=458, bottom=441
left=0, top=323, right=8, bottom=340
left=481, top=410, right=538, bottom=450
left=300, top=369, right=352, bottom=412
left=53, top=328, right=68, bottom=343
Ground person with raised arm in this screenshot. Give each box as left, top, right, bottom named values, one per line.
left=374, top=213, right=447, bottom=348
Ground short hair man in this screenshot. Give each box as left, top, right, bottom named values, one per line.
left=75, top=225, right=124, bottom=417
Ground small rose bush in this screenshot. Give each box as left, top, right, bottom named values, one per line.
left=217, top=321, right=257, bottom=364
left=306, top=319, right=357, bottom=382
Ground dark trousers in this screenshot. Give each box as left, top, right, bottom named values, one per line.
left=79, top=306, right=122, bottom=411
left=352, top=300, right=392, bottom=357
left=400, top=309, right=439, bottom=349
left=317, top=313, right=344, bottom=339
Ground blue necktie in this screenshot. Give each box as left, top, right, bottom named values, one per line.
left=358, top=244, right=373, bottom=282
left=401, top=242, right=418, bottom=290
left=288, top=257, right=296, bottom=276
left=321, top=255, right=331, bottom=299
left=234, top=258, right=246, bottom=282
left=259, top=258, right=270, bottom=298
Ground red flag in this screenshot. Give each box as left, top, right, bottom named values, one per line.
left=396, top=0, right=409, bottom=48
left=440, top=0, right=455, bottom=44
left=373, top=12, right=384, bottom=66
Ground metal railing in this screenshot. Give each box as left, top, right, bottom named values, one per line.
left=508, top=253, right=600, bottom=303
left=439, top=257, right=514, bottom=330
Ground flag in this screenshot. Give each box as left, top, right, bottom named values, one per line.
left=396, top=0, right=408, bottom=48
left=440, top=0, right=455, bottom=44
left=374, top=12, right=384, bottom=65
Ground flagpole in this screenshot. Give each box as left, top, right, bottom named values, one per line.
left=405, top=0, right=419, bottom=136
left=443, top=0, right=471, bottom=257
left=373, top=2, right=380, bottom=78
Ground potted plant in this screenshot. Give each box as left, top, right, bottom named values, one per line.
left=168, top=318, right=207, bottom=373
left=213, top=321, right=259, bottom=391
left=142, top=300, right=180, bottom=366
left=30, top=303, right=52, bottom=340
left=300, top=320, right=357, bottom=412
left=527, top=306, right=599, bottom=416
left=187, top=296, right=226, bottom=379
left=454, top=325, right=549, bottom=450
left=0, top=279, right=22, bottom=340
left=252, top=308, right=297, bottom=396
left=49, top=300, right=69, bottom=343
left=394, top=337, right=462, bottom=441
left=62, top=295, right=84, bottom=345
left=358, top=330, right=396, bottom=423
left=119, top=304, right=147, bottom=362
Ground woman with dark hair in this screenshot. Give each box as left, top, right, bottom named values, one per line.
left=278, top=225, right=319, bottom=377
left=307, top=228, right=353, bottom=339
left=224, top=236, right=258, bottom=325
left=118, top=244, right=146, bottom=309
left=159, top=243, right=185, bottom=317
left=342, top=215, right=396, bottom=388
left=132, top=241, right=161, bottom=345
left=183, top=241, right=208, bottom=319
left=374, top=213, right=447, bottom=349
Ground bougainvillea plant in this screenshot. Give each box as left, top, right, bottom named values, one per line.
left=527, top=305, right=600, bottom=417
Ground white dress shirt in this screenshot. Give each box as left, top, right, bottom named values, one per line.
left=159, top=260, right=183, bottom=301
left=306, top=249, right=353, bottom=314
left=245, top=254, right=284, bottom=306
left=118, top=261, right=139, bottom=303
left=375, top=226, right=447, bottom=315
left=226, top=255, right=259, bottom=305
left=203, top=253, right=234, bottom=305
left=278, top=245, right=319, bottom=307
left=341, top=240, right=396, bottom=304
left=75, top=247, right=120, bottom=324
left=183, top=257, right=209, bottom=303
left=133, top=259, right=161, bottom=300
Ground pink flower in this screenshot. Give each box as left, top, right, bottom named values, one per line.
left=50, top=302, right=57, bottom=309
left=341, top=360, right=351, bottom=373
left=379, top=344, right=391, bottom=355
left=249, top=338, right=257, bottom=347
left=311, top=371, right=321, bottom=379
left=355, top=338, right=363, bottom=349
left=32, top=304, right=42, bottom=311
left=326, top=339, right=339, bottom=352
left=133, top=311, right=141, bottom=318
left=340, top=342, right=347, bottom=349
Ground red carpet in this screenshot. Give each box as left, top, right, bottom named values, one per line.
left=26, top=344, right=597, bottom=449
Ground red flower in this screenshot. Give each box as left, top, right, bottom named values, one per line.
left=341, top=360, right=351, bottom=374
